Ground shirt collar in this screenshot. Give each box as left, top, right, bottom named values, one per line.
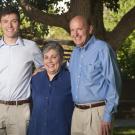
left=44, top=64, right=65, bottom=81
left=0, top=37, right=5, bottom=47
left=76, top=35, right=96, bottom=51
left=16, top=37, right=25, bottom=46
left=0, top=36, right=24, bottom=47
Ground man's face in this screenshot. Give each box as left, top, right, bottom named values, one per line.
left=0, top=13, right=19, bottom=39
left=69, top=17, right=92, bottom=47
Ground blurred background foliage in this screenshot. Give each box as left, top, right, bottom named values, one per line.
left=104, top=0, right=135, bottom=80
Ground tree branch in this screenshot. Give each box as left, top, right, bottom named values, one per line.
left=18, top=0, right=69, bottom=30
left=105, top=6, right=135, bottom=49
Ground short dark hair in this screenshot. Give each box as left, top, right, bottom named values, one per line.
left=43, top=41, right=64, bottom=61
left=0, top=6, right=20, bottom=21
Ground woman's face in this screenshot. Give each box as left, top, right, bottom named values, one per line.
left=44, top=49, right=62, bottom=75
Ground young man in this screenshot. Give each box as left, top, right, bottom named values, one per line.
left=0, top=6, right=43, bottom=135
left=69, top=15, right=121, bottom=135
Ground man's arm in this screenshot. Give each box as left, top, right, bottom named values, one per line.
left=101, top=45, right=121, bottom=122
left=99, top=44, right=121, bottom=135
left=32, top=43, right=44, bottom=75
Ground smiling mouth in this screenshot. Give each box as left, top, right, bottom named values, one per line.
left=7, top=30, right=14, bottom=33
left=47, top=65, right=54, bottom=68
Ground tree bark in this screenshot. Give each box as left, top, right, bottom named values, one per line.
left=68, top=0, right=91, bottom=18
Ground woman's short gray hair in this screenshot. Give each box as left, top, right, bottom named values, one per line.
left=43, top=41, right=64, bottom=60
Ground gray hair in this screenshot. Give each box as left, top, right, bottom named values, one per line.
left=43, top=41, right=64, bottom=60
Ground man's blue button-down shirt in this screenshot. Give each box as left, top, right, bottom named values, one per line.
left=69, top=35, right=121, bottom=122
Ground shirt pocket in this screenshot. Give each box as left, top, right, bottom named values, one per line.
left=87, top=61, right=102, bottom=73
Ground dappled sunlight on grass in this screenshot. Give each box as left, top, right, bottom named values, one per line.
left=114, top=128, right=135, bottom=135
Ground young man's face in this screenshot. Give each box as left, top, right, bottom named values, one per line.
left=0, top=13, right=20, bottom=39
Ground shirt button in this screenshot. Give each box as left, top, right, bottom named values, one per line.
left=45, top=97, right=48, bottom=100
left=45, top=109, right=48, bottom=112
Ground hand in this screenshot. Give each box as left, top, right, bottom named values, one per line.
left=100, top=120, right=112, bottom=135
left=32, top=67, right=45, bottom=76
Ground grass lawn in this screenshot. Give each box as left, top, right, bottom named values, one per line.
left=114, top=128, right=135, bottom=135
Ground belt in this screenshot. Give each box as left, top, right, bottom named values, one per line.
left=75, top=101, right=105, bottom=109
left=0, top=99, right=30, bottom=105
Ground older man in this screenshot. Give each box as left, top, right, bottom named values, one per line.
left=69, top=15, right=121, bottom=135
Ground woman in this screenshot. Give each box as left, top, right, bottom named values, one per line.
left=28, top=41, right=74, bottom=135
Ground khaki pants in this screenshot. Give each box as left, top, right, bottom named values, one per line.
left=71, top=105, right=112, bottom=135
left=0, top=103, right=30, bottom=135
